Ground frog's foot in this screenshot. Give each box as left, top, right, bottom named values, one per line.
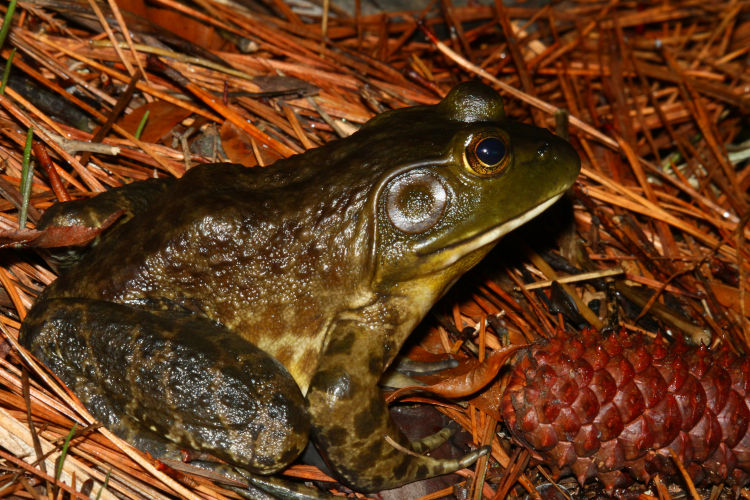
left=409, top=420, right=460, bottom=454
left=39, top=178, right=174, bottom=231
left=37, top=178, right=174, bottom=268
left=21, top=297, right=310, bottom=476
left=81, top=402, right=323, bottom=500
left=110, top=423, right=336, bottom=499
left=108, top=414, right=185, bottom=462
left=450, top=445, right=490, bottom=468
left=157, top=459, right=333, bottom=500
left=380, top=357, right=459, bottom=390
left=236, top=472, right=338, bottom=500
left=390, top=356, right=458, bottom=376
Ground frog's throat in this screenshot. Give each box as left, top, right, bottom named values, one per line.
left=428, top=192, right=564, bottom=269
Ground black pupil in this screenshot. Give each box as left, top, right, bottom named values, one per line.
left=475, top=137, right=506, bottom=166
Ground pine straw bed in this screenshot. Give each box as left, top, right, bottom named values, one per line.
left=0, top=0, right=748, bottom=498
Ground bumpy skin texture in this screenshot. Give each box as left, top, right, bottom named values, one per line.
left=21, top=82, right=580, bottom=492
left=501, top=329, right=750, bottom=491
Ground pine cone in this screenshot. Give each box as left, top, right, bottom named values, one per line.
left=500, top=329, right=750, bottom=491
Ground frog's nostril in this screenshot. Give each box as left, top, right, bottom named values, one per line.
left=537, top=142, right=552, bottom=160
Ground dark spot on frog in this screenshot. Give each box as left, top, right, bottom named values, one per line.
left=354, top=408, right=376, bottom=439
left=367, top=476, right=385, bottom=491
left=416, top=464, right=428, bottom=478
left=279, top=446, right=301, bottom=466
left=353, top=443, right=381, bottom=472
left=393, top=456, right=410, bottom=480
left=254, top=454, right=275, bottom=467
left=326, top=331, right=355, bottom=356
left=323, top=425, right=348, bottom=447
left=368, top=354, right=382, bottom=375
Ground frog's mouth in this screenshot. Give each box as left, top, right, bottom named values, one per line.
left=422, top=192, right=564, bottom=269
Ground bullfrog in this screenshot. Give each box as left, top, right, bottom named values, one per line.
left=20, top=81, right=580, bottom=494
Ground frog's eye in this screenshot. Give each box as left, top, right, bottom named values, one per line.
left=465, top=134, right=509, bottom=177
left=385, top=170, right=447, bottom=233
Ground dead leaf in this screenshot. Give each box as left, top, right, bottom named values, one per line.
left=710, top=282, right=750, bottom=315
left=0, top=210, right=123, bottom=248
left=119, top=101, right=192, bottom=143
left=219, top=121, right=256, bottom=166
left=466, top=380, right=504, bottom=422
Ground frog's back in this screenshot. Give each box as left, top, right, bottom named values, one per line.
left=43, top=161, right=373, bottom=387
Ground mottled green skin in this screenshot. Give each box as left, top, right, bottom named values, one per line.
left=21, top=82, right=580, bottom=493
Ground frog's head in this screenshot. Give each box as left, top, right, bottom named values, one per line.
left=358, top=81, right=580, bottom=301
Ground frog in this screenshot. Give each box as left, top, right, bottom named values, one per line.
left=20, top=81, right=580, bottom=495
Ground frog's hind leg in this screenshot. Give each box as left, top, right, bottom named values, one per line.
left=306, top=319, right=489, bottom=493
left=165, top=460, right=335, bottom=500
left=20, top=297, right=310, bottom=476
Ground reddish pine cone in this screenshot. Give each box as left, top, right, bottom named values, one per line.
left=500, top=329, right=750, bottom=490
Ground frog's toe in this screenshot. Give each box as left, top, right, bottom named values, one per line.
left=457, top=445, right=490, bottom=467
left=226, top=485, right=276, bottom=500
left=391, top=356, right=459, bottom=376
left=404, top=444, right=490, bottom=480
left=238, top=471, right=338, bottom=500
left=409, top=421, right=459, bottom=454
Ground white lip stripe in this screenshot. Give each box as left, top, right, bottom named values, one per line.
left=439, top=193, right=564, bottom=268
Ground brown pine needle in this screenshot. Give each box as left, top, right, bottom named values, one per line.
left=668, top=449, right=701, bottom=500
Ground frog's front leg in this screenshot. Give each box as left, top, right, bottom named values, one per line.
left=40, top=178, right=175, bottom=231
left=39, top=178, right=176, bottom=268
left=306, top=319, right=488, bottom=492
left=20, top=297, right=309, bottom=474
